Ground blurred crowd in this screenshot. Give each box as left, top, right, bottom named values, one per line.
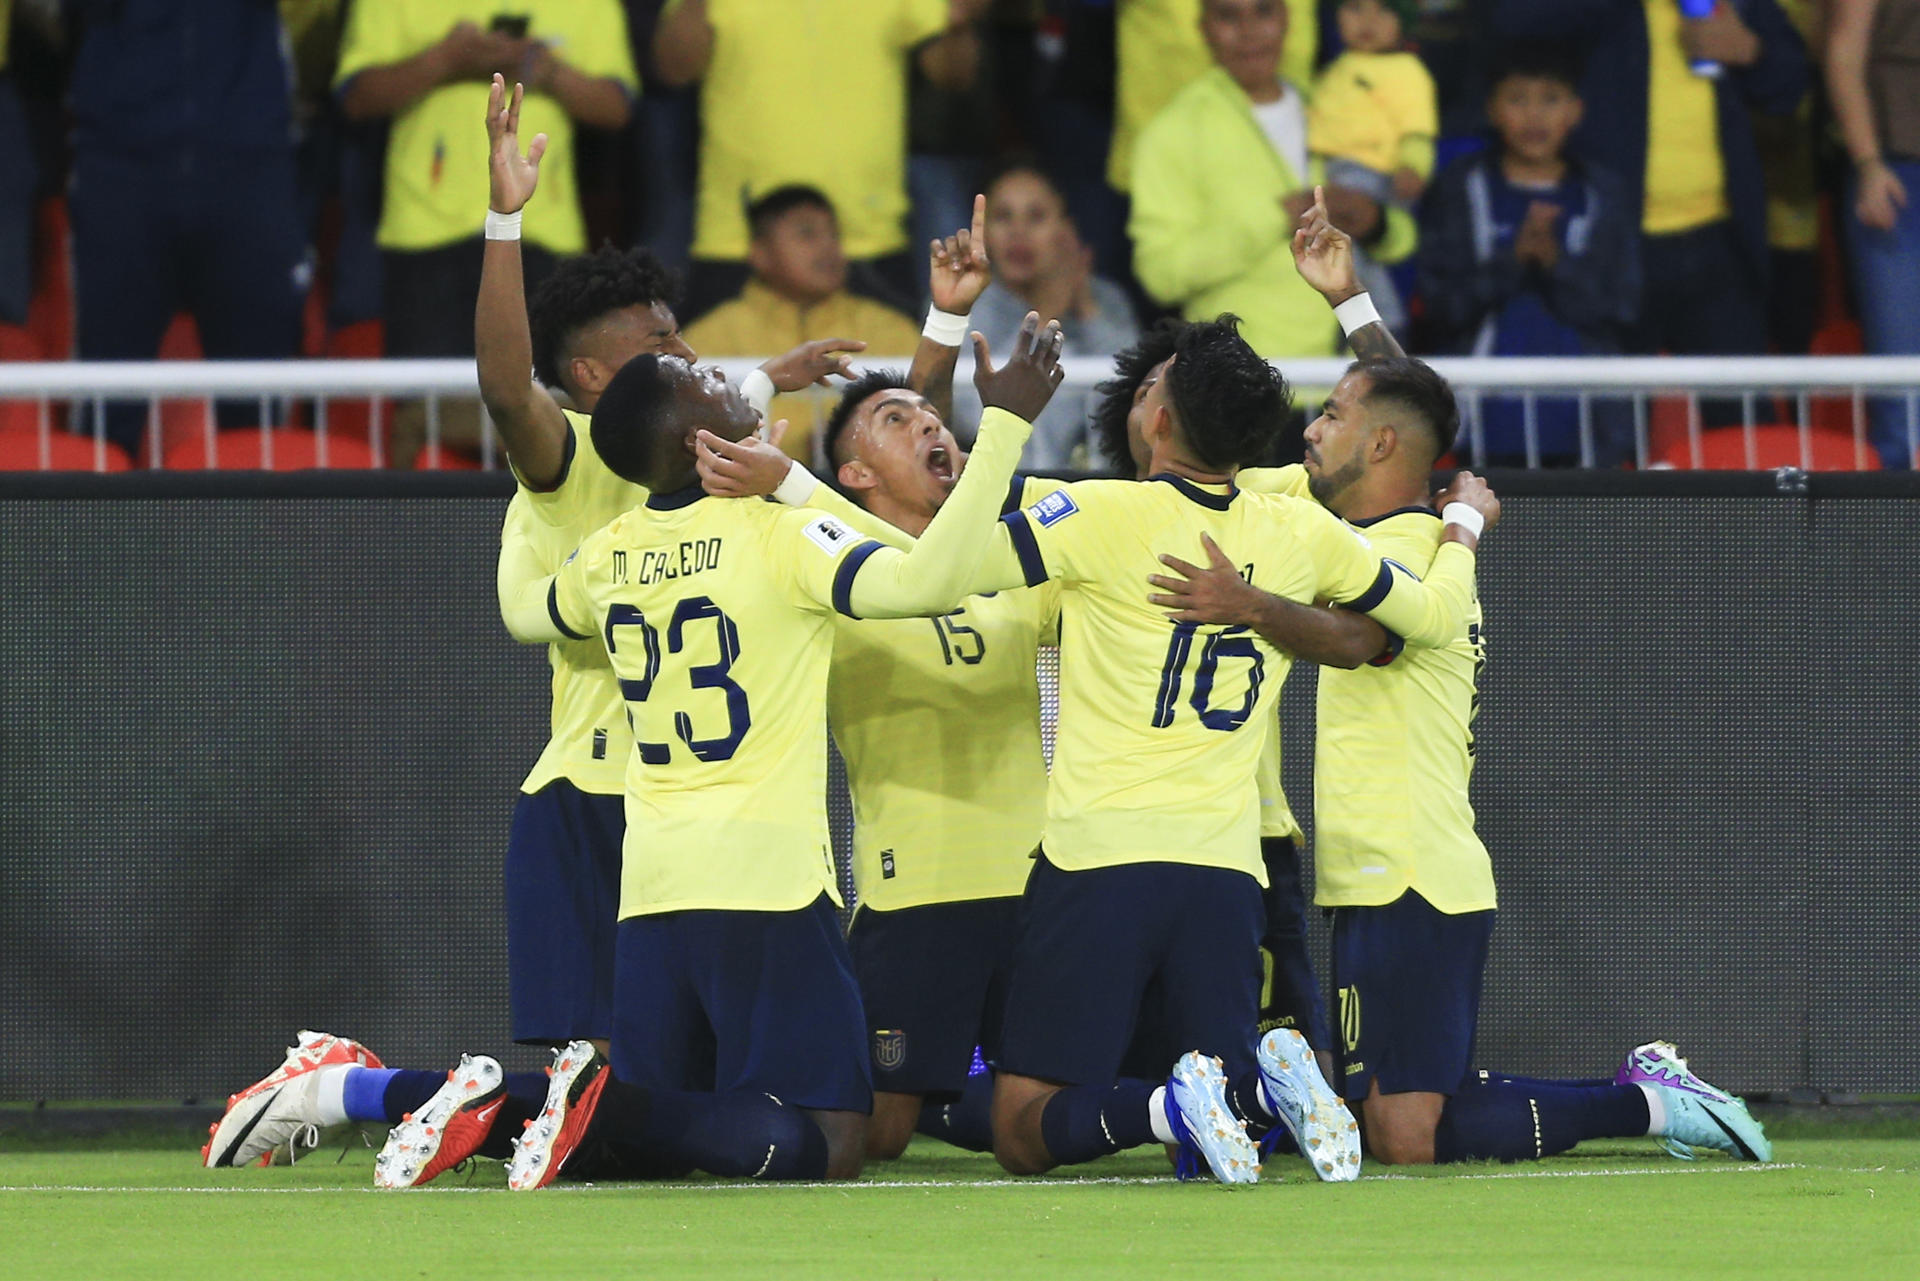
left=0, top=0, right=1913, bottom=470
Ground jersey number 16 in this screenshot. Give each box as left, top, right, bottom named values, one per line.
left=1151, top=622, right=1266, bottom=731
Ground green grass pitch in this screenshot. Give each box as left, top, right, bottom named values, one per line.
left=3, top=1122, right=1916, bottom=1280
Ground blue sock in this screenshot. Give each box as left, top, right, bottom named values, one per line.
left=1038, top=1082, right=1158, bottom=1166
left=339, top=1067, right=400, bottom=1123
left=593, top=1075, right=831, bottom=1180
left=917, top=1072, right=995, bottom=1152
left=1434, top=1075, right=1650, bottom=1163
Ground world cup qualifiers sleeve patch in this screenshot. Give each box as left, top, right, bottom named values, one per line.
left=802, top=515, right=859, bottom=555
left=1028, top=491, right=1079, bottom=527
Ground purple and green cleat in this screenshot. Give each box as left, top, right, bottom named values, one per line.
left=1617, top=1041, right=1772, bottom=1163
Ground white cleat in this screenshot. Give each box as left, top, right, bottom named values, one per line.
left=202, top=1030, right=383, bottom=1169
left=1256, top=1028, right=1361, bottom=1182
left=1165, top=1051, right=1261, bottom=1185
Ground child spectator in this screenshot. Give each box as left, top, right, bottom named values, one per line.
left=1309, top=0, right=1438, bottom=333
left=685, top=186, right=919, bottom=466
left=1418, top=46, right=1640, bottom=467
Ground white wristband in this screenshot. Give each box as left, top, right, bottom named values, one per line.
left=772, top=458, right=820, bottom=506
left=1442, top=502, right=1486, bottom=539
left=1333, top=292, right=1382, bottom=338
left=740, top=368, right=776, bottom=421
left=484, top=209, right=523, bottom=241
left=923, top=306, right=969, bottom=347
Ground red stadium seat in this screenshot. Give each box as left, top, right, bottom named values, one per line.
left=0, top=325, right=42, bottom=361
left=0, top=426, right=134, bottom=471
left=161, top=429, right=379, bottom=470
left=26, top=197, right=72, bottom=360
left=1652, top=425, right=1879, bottom=471
left=323, top=321, right=389, bottom=444
left=413, top=442, right=484, bottom=470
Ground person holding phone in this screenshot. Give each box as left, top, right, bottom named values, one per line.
left=334, top=0, right=640, bottom=464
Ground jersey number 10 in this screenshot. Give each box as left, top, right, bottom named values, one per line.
left=604, top=596, right=752, bottom=764
left=1151, top=622, right=1266, bottom=731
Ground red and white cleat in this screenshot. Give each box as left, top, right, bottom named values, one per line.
left=201, top=1030, right=384, bottom=1169
left=374, top=1054, right=508, bottom=1189
left=505, top=1041, right=609, bottom=1191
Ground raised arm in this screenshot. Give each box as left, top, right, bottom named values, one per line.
left=476, top=76, right=573, bottom=488
left=910, top=193, right=993, bottom=426
left=1293, top=186, right=1406, bottom=361
left=1148, top=533, right=1390, bottom=668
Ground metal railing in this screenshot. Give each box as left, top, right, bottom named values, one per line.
left=2, top=355, right=1918, bottom=471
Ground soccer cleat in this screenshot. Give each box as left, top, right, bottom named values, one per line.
left=374, top=1054, right=508, bottom=1189
left=506, top=1040, right=610, bottom=1191
left=202, top=1030, right=383, bottom=1169
left=1255, top=1028, right=1361, bottom=1182
left=1164, top=1052, right=1260, bottom=1186
left=1617, top=1042, right=1771, bottom=1162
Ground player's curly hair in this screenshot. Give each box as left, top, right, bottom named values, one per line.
left=1168, top=315, right=1292, bottom=471
left=1090, top=319, right=1184, bottom=475
left=1090, top=316, right=1290, bottom=474
left=822, top=367, right=911, bottom=470
left=528, top=245, right=681, bottom=392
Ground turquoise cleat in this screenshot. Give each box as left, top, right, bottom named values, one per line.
left=1618, top=1042, right=1772, bottom=1162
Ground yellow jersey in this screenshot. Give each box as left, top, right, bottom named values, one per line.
left=830, top=477, right=1062, bottom=911
left=500, top=408, right=889, bottom=798
left=1313, top=508, right=1494, bottom=913
left=1238, top=464, right=1313, bottom=842
left=991, top=475, right=1476, bottom=884
left=1307, top=50, right=1438, bottom=179
left=832, top=584, right=1059, bottom=911
left=1642, top=0, right=1728, bottom=234
left=679, top=0, right=945, bottom=260
left=541, top=406, right=1041, bottom=915
left=334, top=0, right=638, bottom=253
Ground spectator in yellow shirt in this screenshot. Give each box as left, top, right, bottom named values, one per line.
left=653, top=0, right=954, bottom=318
left=685, top=187, right=921, bottom=466
left=335, top=0, right=638, bottom=463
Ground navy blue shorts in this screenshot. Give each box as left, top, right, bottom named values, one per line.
left=1330, top=891, right=1494, bottom=1102
left=847, top=897, right=1021, bottom=1098
left=1258, top=836, right=1332, bottom=1050
left=610, top=895, right=872, bottom=1115
left=504, top=780, right=625, bottom=1045
left=999, top=852, right=1264, bottom=1087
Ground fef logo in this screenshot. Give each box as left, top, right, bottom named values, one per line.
left=1029, top=491, right=1079, bottom=527
left=874, top=1030, right=907, bottom=1072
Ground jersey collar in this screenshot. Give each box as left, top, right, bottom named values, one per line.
left=1149, top=472, right=1238, bottom=511
left=1350, top=504, right=1439, bottom=528
left=645, top=482, right=707, bottom=510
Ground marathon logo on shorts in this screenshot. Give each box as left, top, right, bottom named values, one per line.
left=874, top=1030, right=907, bottom=1072
left=880, top=849, right=896, bottom=879
left=803, top=516, right=857, bottom=555
left=1028, top=491, right=1079, bottom=527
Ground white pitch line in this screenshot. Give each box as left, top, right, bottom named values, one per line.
left=2, top=1161, right=1911, bottom=1195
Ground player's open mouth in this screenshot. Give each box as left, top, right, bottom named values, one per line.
left=927, top=445, right=956, bottom=483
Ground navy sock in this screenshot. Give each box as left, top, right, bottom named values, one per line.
left=1434, top=1076, right=1650, bottom=1163
left=1037, top=1082, right=1158, bottom=1166
left=380, top=1070, right=448, bottom=1124
left=473, top=1072, right=552, bottom=1161
left=1483, top=1073, right=1618, bottom=1091
left=917, top=1073, right=995, bottom=1152
left=592, top=1075, right=831, bottom=1180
